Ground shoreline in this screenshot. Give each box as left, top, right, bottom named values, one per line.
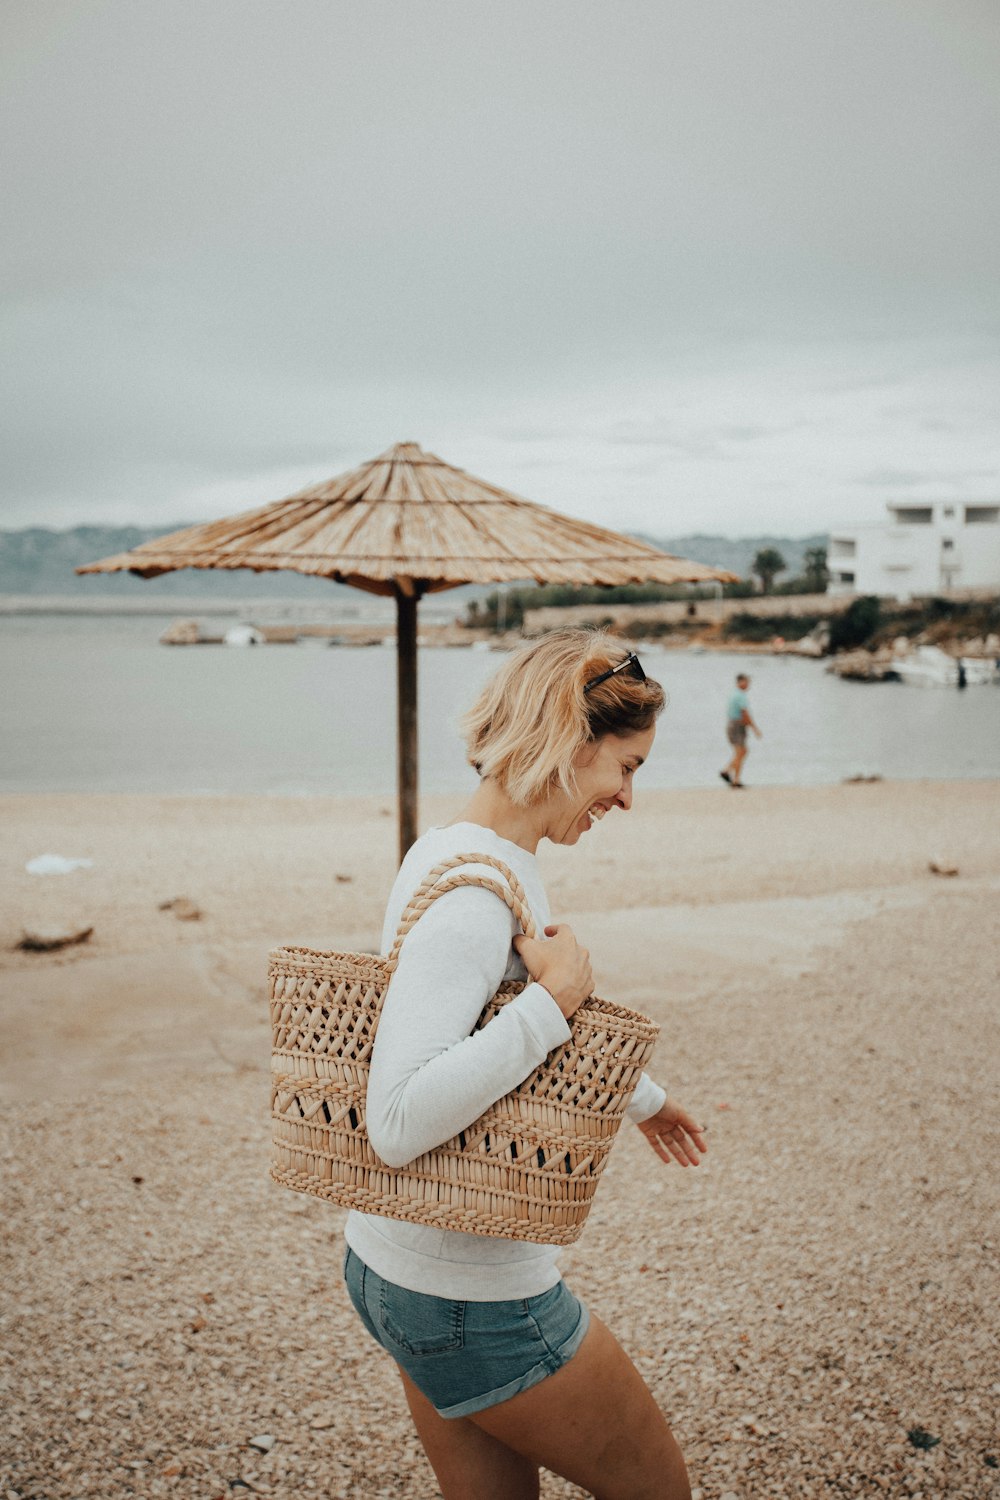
left=6, top=596, right=998, bottom=668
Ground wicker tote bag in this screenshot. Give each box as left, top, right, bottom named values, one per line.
left=270, top=853, right=659, bottom=1245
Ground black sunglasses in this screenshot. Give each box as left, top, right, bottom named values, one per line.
left=583, top=651, right=646, bottom=694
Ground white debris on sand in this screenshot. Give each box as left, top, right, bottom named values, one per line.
left=25, top=854, right=93, bottom=876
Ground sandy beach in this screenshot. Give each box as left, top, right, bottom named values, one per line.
left=2, top=781, right=998, bottom=1499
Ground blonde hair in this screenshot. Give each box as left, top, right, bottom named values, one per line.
left=462, top=629, right=666, bottom=806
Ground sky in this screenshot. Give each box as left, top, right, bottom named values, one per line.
left=2, top=0, right=999, bottom=537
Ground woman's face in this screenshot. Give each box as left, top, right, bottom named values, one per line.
left=547, top=725, right=656, bottom=847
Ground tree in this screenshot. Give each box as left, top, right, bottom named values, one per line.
left=803, top=546, right=829, bottom=593
left=482, top=589, right=524, bottom=632
left=828, top=595, right=881, bottom=652
left=752, top=547, right=787, bottom=595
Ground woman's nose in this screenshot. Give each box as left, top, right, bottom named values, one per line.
left=616, top=780, right=633, bottom=811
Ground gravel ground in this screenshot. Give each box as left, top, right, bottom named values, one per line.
left=2, top=786, right=998, bottom=1498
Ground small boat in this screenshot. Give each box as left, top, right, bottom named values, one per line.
left=892, top=645, right=998, bottom=687
left=224, top=624, right=264, bottom=647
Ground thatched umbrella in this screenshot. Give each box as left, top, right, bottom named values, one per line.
left=78, top=441, right=738, bottom=859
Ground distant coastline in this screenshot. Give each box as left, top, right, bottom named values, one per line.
left=0, top=593, right=444, bottom=623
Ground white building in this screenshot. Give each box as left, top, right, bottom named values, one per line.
left=828, top=502, right=1000, bottom=600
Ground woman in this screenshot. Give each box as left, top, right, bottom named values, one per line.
left=343, top=630, right=706, bottom=1500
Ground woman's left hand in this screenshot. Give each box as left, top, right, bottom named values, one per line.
left=637, top=1100, right=708, bottom=1167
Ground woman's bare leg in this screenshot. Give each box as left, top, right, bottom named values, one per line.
left=468, top=1315, right=690, bottom=1500
left=399, top=1368, right=540, bottom=1500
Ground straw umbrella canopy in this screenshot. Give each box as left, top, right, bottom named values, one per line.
left=79, top=441, right=738, bottom=858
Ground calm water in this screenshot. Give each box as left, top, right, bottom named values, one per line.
left=1, top=613, right=997, bottom=795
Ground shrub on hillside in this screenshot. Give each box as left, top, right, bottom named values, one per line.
left=722, top=612, right=823, bottom=643
left=827, top=596, right=882, bottom=652
left=628, top=618, right=684, bottom=640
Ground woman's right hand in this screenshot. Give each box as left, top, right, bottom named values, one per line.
left=513, top=924, right=593, bottom=1020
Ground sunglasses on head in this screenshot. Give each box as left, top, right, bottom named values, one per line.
left=583, top=651, right=646, bottom=694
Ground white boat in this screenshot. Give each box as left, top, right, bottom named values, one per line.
left=957, top=658, right=999, bottom=685
left=891, top=644, right=998, bottom=687
left=224, top=624, right=264, bottom=647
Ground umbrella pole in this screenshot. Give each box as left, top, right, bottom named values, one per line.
left=395, top=584, right=419, bottom=863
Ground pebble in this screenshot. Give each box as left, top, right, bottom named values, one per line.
left=247, top=1434, right=275, bottom=1453
left=18, top=924, right=93, bottom=952
left=157, top=897, right=202, bottom=920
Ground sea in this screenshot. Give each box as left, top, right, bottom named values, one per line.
left=1, top=612, right=997, bottom=796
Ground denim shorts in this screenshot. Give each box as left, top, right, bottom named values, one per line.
left=343, top=1246, right=590, bottom=1419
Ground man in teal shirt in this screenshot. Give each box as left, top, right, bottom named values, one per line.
left=720, top=673, right=762, bottom=788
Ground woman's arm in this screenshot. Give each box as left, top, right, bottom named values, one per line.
left=366, top=886, right=572, bottom=1169
left=627, top=1073, right=667, bottom=1123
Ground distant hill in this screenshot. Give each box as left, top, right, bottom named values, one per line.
left=0, top=525, right=356, bottom=599
left=638, top=533, right=829, bottom=581
left=0, top=524, right=827, bottom=597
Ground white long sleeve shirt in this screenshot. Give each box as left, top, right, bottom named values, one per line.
left=343, top=822, right=666, bottom=1299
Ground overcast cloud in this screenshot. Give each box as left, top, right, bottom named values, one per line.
left=2, top=0, right=998, bottom=535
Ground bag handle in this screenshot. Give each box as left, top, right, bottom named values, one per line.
left=386, top=852, right=537, bottom=971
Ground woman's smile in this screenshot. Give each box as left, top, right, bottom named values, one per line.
left=581, top=803, right=610, bottom=832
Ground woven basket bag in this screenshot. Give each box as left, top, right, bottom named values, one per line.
left=270, top=853, right=659, bottom=1245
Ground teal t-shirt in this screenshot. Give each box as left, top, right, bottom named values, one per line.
left=727, top=688, right=749, bottom=722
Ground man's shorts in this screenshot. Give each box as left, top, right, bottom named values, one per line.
left=726, top=720, right=747, bottom=747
